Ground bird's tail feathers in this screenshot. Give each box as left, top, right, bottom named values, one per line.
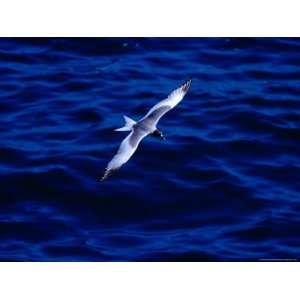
left=114, top=115, right=136, bottom=132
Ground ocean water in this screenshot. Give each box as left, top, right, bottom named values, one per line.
left=0, top=38, right=299, bottom=261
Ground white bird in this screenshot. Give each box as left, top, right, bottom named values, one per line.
left=101, top=79, right=192, bottom=180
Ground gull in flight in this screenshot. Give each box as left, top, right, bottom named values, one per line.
left=101, top=79, right=192, bottom=180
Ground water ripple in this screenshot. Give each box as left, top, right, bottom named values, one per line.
left=0, top=38, right=299, bottom=261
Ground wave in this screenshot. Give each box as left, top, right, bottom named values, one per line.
left=0, top=38, right=299, bottom=261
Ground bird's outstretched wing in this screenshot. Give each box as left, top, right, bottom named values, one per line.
left=101, top=127, right=149, bottom=180
left=141, top=79, right=192, bottom=127
left=101, top=79, right=191, bottom=181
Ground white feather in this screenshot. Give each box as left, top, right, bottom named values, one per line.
left=107, top=132, right=135, bottom=170
left=102, top=129, right=148, bottom=179
left=143, top=80, right=190, bottom=120
left=114, top=115, right=136, bottom=132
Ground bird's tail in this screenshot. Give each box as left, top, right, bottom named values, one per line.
left=114, top=115, right=136, bottom=132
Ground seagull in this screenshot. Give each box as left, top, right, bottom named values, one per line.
left=101, top=79, right=192, bottom=181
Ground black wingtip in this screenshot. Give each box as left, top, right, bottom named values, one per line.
left=99, top=168, right=110, bottom=182
left=98, top=167, right=119, bottom=182
left=181, top=79, right=192, bottom=93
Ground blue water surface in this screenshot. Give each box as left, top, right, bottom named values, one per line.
left=0, top=38, right=299, bottom=261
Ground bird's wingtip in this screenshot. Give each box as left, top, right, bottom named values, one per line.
left=99, top=168, right=110, bottom=182
left=181, top=79, right=192, bottom=93
left=99, top=167, right=120, bottom=182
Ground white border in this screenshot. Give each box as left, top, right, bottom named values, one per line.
left=0, top=0, right=300, bottom=36
left=0, top=263, right=299, bottom=300
left=0, top=1, right=299, bottom=299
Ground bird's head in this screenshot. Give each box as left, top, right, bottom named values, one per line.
left=152, top=129, right=166, bottom=140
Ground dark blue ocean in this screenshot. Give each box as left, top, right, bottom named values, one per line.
left=0, top=38, right=299, bottom=261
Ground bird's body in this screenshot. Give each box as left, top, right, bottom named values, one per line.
left=101, top=79, right=191, bottom=180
